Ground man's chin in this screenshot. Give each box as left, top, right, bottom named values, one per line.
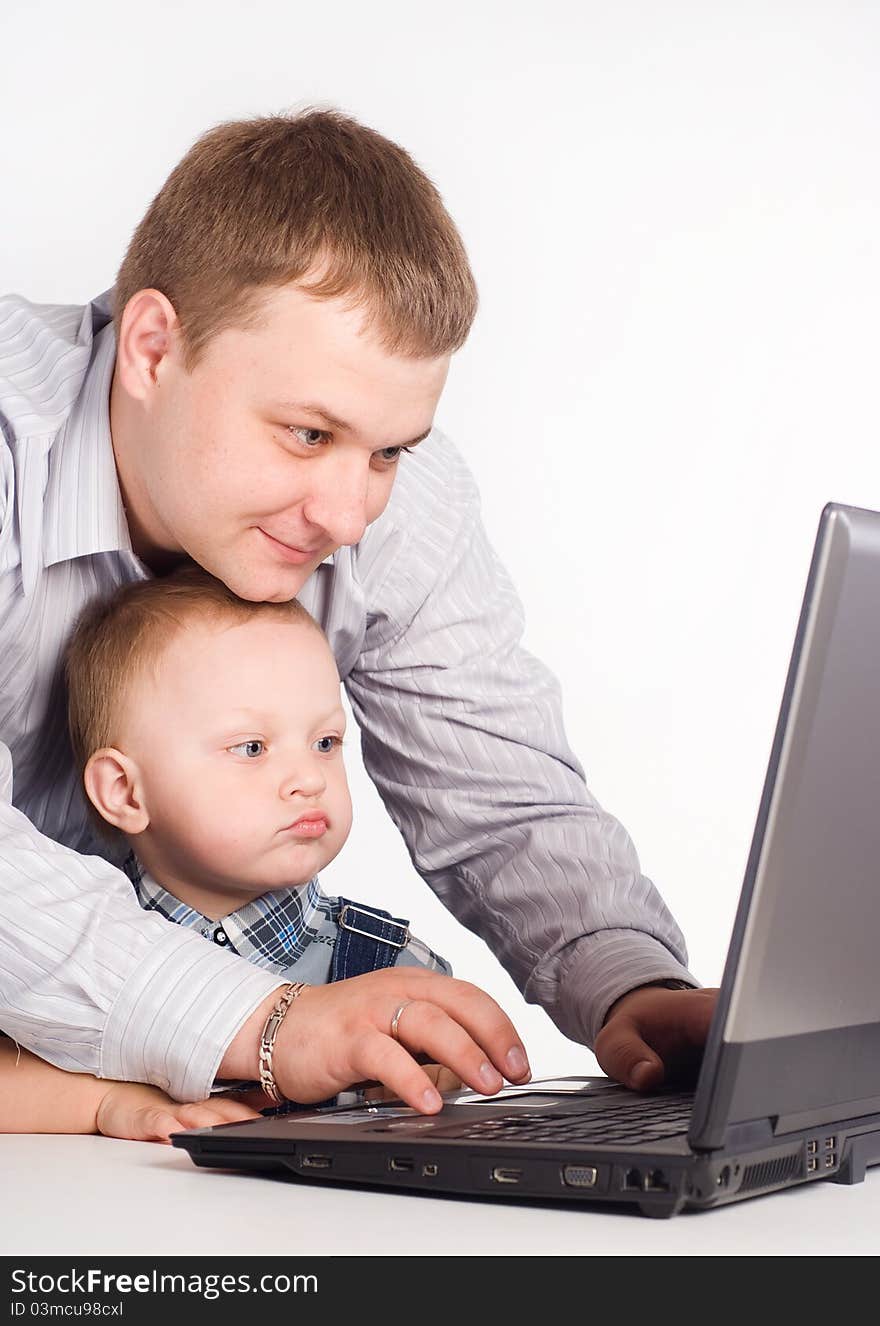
left=220, top=562, right=317, bottom=604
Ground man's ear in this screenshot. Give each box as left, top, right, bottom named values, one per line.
left=114, top=288, right=181, bottom=403
left=83, top=748, right=150, bottom=835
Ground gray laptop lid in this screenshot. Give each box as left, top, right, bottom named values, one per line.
left=689, top=503, right=880, bottom=1149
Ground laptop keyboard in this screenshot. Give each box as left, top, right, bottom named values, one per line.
left=449, top=1092, right=694, bottom=1145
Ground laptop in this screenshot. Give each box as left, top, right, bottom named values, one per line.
left=172, top=501, right=880, bottom=1217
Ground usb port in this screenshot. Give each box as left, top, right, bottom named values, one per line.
left=491, top=1167, right=522, bottom=1184
left=824, top=1154, right=836, bottom=1169
left=807, top=1140, right=818, bottom=1155
left=807, top=1157, right=817, bottom=1172
left=422, top=1164, right=438, bottom=1177
left=824, top=1136, right=836, bottom=1149
left=389, top=1157, right=414, bottom=1173
left=301, top=1154, right=332, bottom=1169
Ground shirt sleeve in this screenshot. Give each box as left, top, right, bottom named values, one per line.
left=0, top=742, right=285, bottom=1101
left=396, top=930, right=452, bottom=977
left=345, top=432, right=698, bottom=1049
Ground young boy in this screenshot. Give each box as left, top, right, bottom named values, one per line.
left=0, top=563, right=466, bottom=1140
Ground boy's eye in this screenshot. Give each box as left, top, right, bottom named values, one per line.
left=228, top=740, right=265, bottom=759
left=313, top=736, right=341, bottom=754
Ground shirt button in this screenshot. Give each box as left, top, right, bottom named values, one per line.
left=214, top=929, right=228, bottom=945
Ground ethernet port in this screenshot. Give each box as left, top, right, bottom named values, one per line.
left=645, top=1170, right=671, bottom=1192
left=623, top=1168, right=643, bottom=1191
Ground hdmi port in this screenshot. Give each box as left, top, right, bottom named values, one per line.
left=389, top=1157, right=415, bottom=1172
left=491, top=1166, right=522, bottom=1184
left=301, top=1155, right=332, bottom=1169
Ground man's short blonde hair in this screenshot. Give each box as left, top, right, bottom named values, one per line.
left=65, top=564, right=322, bottom=834
left=113, top=106, right=478, bottom=371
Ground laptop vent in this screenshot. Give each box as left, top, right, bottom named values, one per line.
left=739, top=1151, right=801, bottom=1193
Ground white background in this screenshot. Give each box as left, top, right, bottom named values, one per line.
left=3, top=1, right=878, bottom=1078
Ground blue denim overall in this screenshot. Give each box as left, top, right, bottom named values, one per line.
left=262, top=894, right=411, bottom=1115
left=329, top=897, right=411, bottom=980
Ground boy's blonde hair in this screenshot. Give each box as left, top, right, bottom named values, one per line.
left=65, top=564, right=321, bottom=836
left=113, top=107, right=478, bottom=371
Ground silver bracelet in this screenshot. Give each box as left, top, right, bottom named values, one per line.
left=258, top=982, right=308, bottom=1103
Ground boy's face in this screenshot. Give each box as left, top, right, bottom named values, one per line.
left=110, top=614, right=354, bottom=912
left=110, top=282, right=450, bottom=603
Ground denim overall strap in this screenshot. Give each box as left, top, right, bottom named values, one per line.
left=330, top=896, right=411, bottom=981
left=260, top=897, right=412, bottom=1117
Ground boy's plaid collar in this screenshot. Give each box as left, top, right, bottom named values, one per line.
left=122, top=851, right=326, bottom=972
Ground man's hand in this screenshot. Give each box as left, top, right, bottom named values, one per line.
left=225, top=968, right=531, bottom=1114
left=95, top=1083, right=261, bottom=1143
left=594, top=985, right=719, bottom=1091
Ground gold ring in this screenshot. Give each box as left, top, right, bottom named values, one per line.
left=390, top=1001, right=413, bottom=1042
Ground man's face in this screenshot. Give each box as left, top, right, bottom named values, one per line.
left=110, top=283, right=450, bottom=601
left=111, top=614, right=354, bottom=914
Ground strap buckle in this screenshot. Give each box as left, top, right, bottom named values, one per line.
left=338, top=904, right=410, bottom=950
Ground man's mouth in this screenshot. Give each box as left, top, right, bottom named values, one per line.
left=258, top=528, right=324, bottom=566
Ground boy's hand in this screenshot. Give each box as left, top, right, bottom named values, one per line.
left=362, top=1062, right=463, bottom=1103
left=420, top=1063, right=463, bottom=1095
left=594, top=985, right=718, bottom=1091
left=95, top=1082, right=261, bottom=1144
left=231, top=968, right=530, bottom=1115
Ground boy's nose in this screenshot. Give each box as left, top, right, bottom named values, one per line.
left=279, top=764, right=326, bottom=800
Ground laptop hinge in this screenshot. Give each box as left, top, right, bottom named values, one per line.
left=714, top=1118, right=777, bottom=1152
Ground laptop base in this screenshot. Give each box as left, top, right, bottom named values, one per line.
left=174, top=1090, right=880, bottom=1218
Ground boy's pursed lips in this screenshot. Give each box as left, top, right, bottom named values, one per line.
left=280, top=811, right=329, bottom=838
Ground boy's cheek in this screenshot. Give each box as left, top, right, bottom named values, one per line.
left=163, top=788, right=257, bottom=861
left=330, top=783, right=354, bottom=841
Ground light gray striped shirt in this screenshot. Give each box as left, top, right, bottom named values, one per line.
left=0, top=289, right=694, bottom=1101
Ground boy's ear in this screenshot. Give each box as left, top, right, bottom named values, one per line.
left=83, top=748, right=150, bottom=835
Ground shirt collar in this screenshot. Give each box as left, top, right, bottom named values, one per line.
left=123, top=851, right=325, bottom=972
left=40, top=289, right=338, bottom=573
left=43, top=292, right=132, bottom=569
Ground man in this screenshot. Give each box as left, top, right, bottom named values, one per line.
left=0, top=108, right=714, bottom=1110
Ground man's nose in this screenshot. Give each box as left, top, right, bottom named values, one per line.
left=303, top=458, right=371, bottom=548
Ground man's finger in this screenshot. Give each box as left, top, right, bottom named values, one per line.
left=387, top=999, right=505, bottom=1096
left=409, top=977, right=531, bottom=1084
left=350, top=1028, right=446, bottom=1113
left=594, top=1018, right=665, bottom=1091
left=595, top=987, right=720, bottom=1090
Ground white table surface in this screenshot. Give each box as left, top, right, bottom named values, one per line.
left=2, top=1134, right=878, bottom=1257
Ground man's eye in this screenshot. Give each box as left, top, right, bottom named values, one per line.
left=376, top=445, right=414, bottom=464
left=287, top=426, right=328, bottom=447
left=313, top=736, right=341, bottom=754
left=228, top=740, right=266, bottom=758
